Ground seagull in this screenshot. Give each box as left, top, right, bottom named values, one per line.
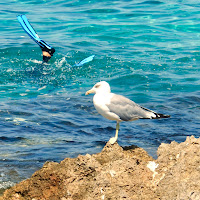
left=85, top=81, right=170, bottom=144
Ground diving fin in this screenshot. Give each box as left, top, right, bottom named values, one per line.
left=17, top=15, right=55, bottom=55
left=74, top=55, right=95, bottom=67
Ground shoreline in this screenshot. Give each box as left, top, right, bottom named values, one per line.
left=1, top=135, right=200, bottom=199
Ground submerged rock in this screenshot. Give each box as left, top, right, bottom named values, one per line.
left=1, top=136, right=200, bottom=200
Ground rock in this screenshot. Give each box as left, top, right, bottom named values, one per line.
left=1, top=136, right=200, bottom=200
left=156, top=136, right=200, bottom=200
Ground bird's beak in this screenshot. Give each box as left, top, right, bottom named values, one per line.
left=85, top=89, right=94, bottom=95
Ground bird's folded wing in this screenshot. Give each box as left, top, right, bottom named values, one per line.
left=106, top=94, right=157, bottom=121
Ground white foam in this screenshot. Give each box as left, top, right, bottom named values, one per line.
left=19, top=93, right=27, bottom=96
left=38, top=85, right=47, bottom=91
left=13, top=118, right=26, bottom=122
left=0, top=181, right=15, bottom=189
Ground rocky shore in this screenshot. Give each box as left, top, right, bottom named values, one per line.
left=1, top=136, right=200, bottom=200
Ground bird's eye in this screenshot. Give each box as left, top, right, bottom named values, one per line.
left=95, top=84, right=100, bottom=88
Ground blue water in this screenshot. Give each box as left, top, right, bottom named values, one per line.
left=0, top=0, right=200, bottom=191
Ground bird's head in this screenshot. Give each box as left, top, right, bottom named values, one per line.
left=85, top=81, right=111, bottom=95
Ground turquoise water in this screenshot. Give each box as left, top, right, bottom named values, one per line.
left=0, top=0, right=200, bottom=190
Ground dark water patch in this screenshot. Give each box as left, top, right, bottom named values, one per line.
left=174, top=56, right=192, bottom=62
left=72, top=41, right=99, bottom=48
left=84, top=9, right=119, bottom=14
left=93, top=141, right=107, bottom=146
left=93, top=126, right=116, bottom=134
left=186, top=96, right=200, bottom=103
left=140, top=1, right=163, bottom=5
left=58, top=120, right=79, bottom=128
left=62, top=140, right=87, bottom=145
left=72, top=26, right=102, bottom=34
left=4, top=110, right=33, bottom=117
left=77, top=130, right=94, bottom=136
left=118, top=13, right=149, bottom=19
left=73, top=103, right=93, bottom=111
left=62, top=140, right=76, bottom=144
left=169, top=96, right=199, bottom=108
left=0, top=136, right=25, bottom=143
left=96, top=35, right=126, bottom=42
left=110, top=73, right=148, bottom=88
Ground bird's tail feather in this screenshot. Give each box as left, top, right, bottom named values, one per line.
left=139, top=105, right=170, bottom=119
left=153, top=113, right=170, bottom=119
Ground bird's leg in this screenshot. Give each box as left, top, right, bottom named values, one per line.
left=109, top=122, right=120, bottom=144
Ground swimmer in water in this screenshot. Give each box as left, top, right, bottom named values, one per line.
left=17, top=15, right=55, bottom=63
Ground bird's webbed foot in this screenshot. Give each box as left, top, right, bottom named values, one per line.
left=109, top=137, right=117, bottom=145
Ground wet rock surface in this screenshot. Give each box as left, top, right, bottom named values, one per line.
left=1, top=136, right=200, bottom=200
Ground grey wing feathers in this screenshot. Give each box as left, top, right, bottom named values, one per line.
left=106, top=94, right=157, bottom=121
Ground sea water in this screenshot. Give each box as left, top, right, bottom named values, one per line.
left=0, top=0, right=200, bottom=192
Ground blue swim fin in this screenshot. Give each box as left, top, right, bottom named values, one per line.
left=17, top=15, right=54, bottom=54
left=74, top=55, right=95, bottom=67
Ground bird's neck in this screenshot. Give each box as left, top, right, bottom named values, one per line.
left=93, top=92, right=111, bottom=105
